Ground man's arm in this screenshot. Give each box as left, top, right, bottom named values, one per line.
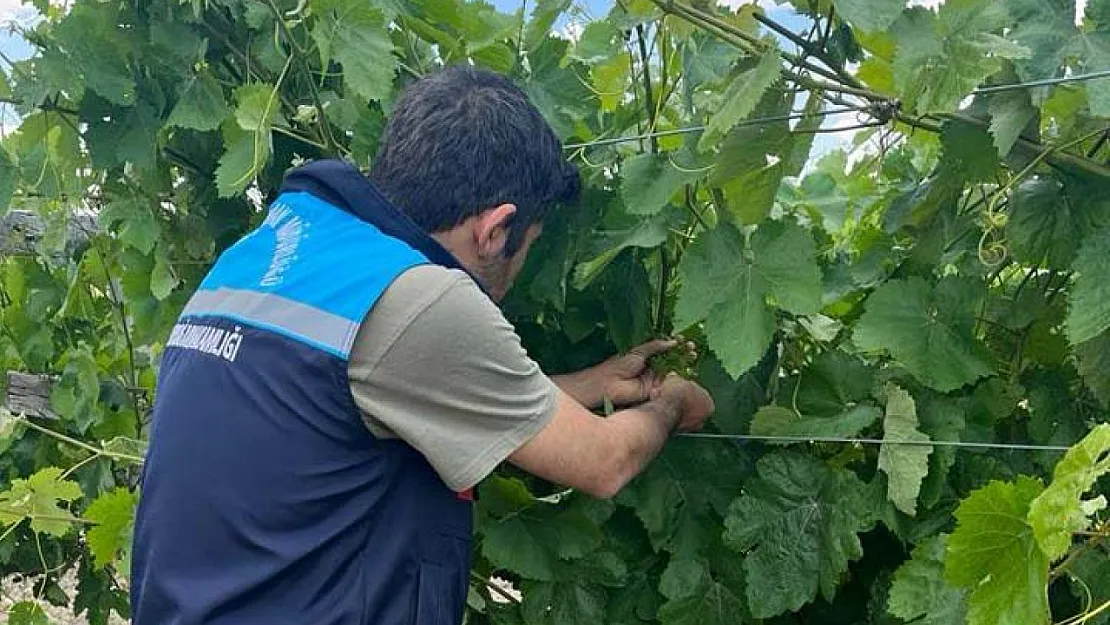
left=508, top=375, right=713, bottom=499
left=348, top=265, right=712, bottom=497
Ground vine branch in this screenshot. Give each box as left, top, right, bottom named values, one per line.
left=6, top=413, right=145, bottom=465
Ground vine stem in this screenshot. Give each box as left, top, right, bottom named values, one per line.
left=1057, top=599, right=1110, bottom=625
left=263, top=0, right=342, bottom=156
left=991, top=124, right=1110, bottom=209
left=635, top=24, right=658, bottom=153
left=87, top=232, right=143, bottom=429
left=0, top=520, right=22, bottom=544
left=271, top=124, right=329, bottom=150
left=1050, top=533, right=1104, bottom=582
left=13, top=416, right=145, bottom=464
left=655, top=247, right=669, bottom=335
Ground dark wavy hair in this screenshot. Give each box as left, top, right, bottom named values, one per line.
left=369, top=65, right=581, bottom=254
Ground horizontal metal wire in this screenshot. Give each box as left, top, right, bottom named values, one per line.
left=675, top=432, right=1071, bottom=452
left=564, top=69, right=1110, bottom=150
left=973, top=69, right=1110, bottom=95
left=562, top=105, right=870, bottom=150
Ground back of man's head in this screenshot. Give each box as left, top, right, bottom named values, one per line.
left=369, top=65, right=580, bottom=254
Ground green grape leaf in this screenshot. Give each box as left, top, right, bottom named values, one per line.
left=1026, top=371, right=1088, bottom=462
left=1084, top=43, right=1110, bottom=117
left=150, top=249, right=179, bottom=301
left=98, top=196, right=159, bottom=255
left=571, top=20, right=622, bottom=64
left=167, top=73, right=231, bottom=131
left=0, top=407, right=18, bottom=455
left=918, top=396, right=966, bottom=509
left=0, top=467, right=84, bottom=536
left=673, top=222, right=746, bottom=331
left=1005, top=0, right=1109, bottom=111
left=618, top=441, right=749, bottom=556
left=795, top=350, right=875, bottom=417
left=6, top=602, right=49, bottom=625
left=472, top=43, right=516, bottom=73
left=50, top=347, right=100, bottom=430
left=676, top=221, right=819, bottom=378
left=887, top=535, right=968, bottom=625
left=710, top=90, right=793, bottom=189
left=853, top=277, right=993, bottom=392
left=749, top=404, right=880, bottom=441
left=85, top=488, right=138, bottom=569
left=1078, top=332, right=1110, bottom=407
left=1028, top=424, right=1110, bottom=560
left=723, top=451, right=876, bottom=618
left=938, top=117, right=1001, bottom=184
left=1007, top=176, right=1084, bottom=269
left=524, top=0, right=572, bottom=51
left=751, top=219, right=821, bottom=314
left=310, top=0, right=396, bottom=103
left=0, top=146, right=15, bottom=215
left=215, top=123, right=271, bottom=198
left=215, top=83, right=282, bottom=196
left=620, top=153, right=702, bottom=216
left=74, top=557, right=130, bottom=625
left=479, top=483, right=606, bottom=581
left=658, top=558, right=711, bottom=600
left=1066, top=228, right=1110, bottom=345
left=831, top=0, right=904, bottom=32
left=656, top=581, right=745, bottom=625
left=573, top=208, right=675, bottom=288
left=52, top=4, right=135, bottom=106
left=233, top=83, right=281, bottom=132
left=946, top=477, right=1050, bottom=625
left=703, top=277, right=776, bottom=380
left=891, top=2, right=1030, bottom=115
left=590, top=54, right=629, bottom=111
left=521, top=581, right=605, bottom=624
left=878, top=385, right=932, bottom=516
left=987, top=90, right=1037, bottom=157
left=699, top=50, right=782, bottom=150
left=83, top=103, right=160, bottom=172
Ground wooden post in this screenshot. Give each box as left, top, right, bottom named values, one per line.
left=3, top=371, right=59, bottom=420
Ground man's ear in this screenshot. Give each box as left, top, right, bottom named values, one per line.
left=474, top=203, right=517, bottom=258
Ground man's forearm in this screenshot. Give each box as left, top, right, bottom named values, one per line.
left=551, top=370, right=604, bottom=409
left=602, top=397, right=682, bottom=492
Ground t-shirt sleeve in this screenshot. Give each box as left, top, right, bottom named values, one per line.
left=347, top=266, right=558, bottom=492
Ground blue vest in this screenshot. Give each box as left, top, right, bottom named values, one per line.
left=131, top=161, right=477, bottom=625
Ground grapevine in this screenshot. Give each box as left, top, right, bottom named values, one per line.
left=1, top=0, right=1109, bottom=624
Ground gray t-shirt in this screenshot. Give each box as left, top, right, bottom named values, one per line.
left=347, top=265, right=558, bottom=492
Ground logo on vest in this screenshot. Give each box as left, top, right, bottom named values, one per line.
left=260, top=201, right=306, bottom=288
left=166, top=323, right=244, bottom=362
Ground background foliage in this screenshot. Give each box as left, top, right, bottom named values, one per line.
left=0, top=0, right=1109, bottom=623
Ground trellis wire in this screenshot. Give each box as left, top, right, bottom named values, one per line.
left=676, top=432, right=1071, bottom=452
left=566, top=69, right=1110, bottom=150
left=562, top=105, right=870, bottom=150
left=973, top=68, right=1110, bottom=95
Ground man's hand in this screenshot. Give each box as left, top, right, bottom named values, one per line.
left=553, top=339, right=693, bottom=410
left=651, top=374, right=714, bottom=432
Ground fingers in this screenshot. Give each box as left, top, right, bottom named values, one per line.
left=628, top=338, right=679, bottom=360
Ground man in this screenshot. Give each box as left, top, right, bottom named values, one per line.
left=131, top=66, right=714, bottom=625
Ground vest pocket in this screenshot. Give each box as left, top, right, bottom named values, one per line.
left=413, top=561, right=462, bottom=625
